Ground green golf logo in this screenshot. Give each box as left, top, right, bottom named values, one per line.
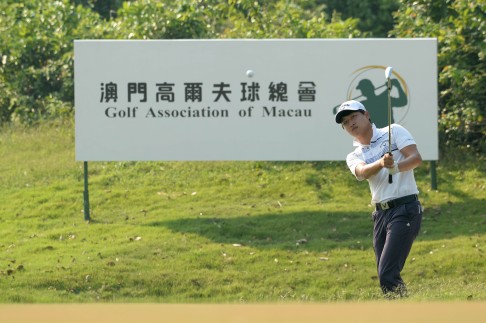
left=334, top=65, right=410, bottom=128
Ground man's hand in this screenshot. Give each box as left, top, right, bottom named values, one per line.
left=388, top=163, right=400, bottom=175
left=382, top=153, right=399, bottom=174
left=382, top=153, right=395, bottom=169
left=355, top=146, right=421, bottom=181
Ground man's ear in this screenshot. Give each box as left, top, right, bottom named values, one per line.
left=364, top=111, right=372, bottom=123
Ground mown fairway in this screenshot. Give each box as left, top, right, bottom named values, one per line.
left=0, top=120, right=485, bottom=303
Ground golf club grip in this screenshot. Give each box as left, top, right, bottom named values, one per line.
left=388, top=174, right=393, bottom=183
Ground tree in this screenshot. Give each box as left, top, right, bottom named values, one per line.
left=110, top=0, right=214, bottom=39
left=70, top=0, right=127, bottom=19
left=315, top=0, right=401, bottom=37
left=0, top=0, right=106, bottom=123
left=219, top=0, right=362, bottom=39
left=106, top=0, right=362, bottom=40
left=391, top=0, right=485, bottom=153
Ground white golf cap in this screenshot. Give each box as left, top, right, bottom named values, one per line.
left=335, top=100, right=366, bottom=124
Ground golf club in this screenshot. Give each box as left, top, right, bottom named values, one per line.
left=385, top=66, right=393, bottom=184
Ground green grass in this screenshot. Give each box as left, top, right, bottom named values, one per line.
left=0, top=120, right=485, bottom=303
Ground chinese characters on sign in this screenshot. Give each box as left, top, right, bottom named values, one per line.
left=100, top=81, right=316, bottom=103
left=100, top=81, right=317, bottom=119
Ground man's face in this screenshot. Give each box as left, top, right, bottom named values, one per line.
left=341, top=111, right=371, bottom=137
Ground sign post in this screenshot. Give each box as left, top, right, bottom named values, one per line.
left=83, top=161, right=91, bottom=222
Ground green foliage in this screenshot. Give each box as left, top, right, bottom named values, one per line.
left=220, top=0, right=362, bottom=38
left=391, top=0, right=485, bottom=153
left=110, top=0, right=214, bottom=39
left=0, top=0, right=105, bottom=124
left=316, top=0, right=401, bottom=37
left=70, top=0, right=127, bottom=19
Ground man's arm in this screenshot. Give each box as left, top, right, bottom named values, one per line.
left=354, top=144, right=421, bottom=179
left=395, top=144, right=422, bottom=172
left=354, top=153, right=394, bottom=180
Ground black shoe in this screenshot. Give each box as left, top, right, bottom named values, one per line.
left=383, top=284, right=408, bottom=300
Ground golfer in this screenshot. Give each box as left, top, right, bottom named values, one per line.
left=335, top=100, right=423, bottom=298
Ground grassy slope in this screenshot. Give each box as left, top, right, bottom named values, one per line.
left=0, top=120, right=484, bottom=303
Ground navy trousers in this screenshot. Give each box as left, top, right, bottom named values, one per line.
left=372, top=200, right=422, bottom=295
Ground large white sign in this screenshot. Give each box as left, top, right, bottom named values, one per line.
left=75, top=39, right=438, bottom=161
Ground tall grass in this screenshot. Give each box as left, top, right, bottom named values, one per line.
left=0, top=120, right=484, bottom=303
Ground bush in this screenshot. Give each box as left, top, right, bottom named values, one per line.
left=0, top=0, right=104, bottom=124
left=392, top=0, right=485, bottom=153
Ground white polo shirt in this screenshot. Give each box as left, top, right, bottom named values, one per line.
left=346, top=124, right=419, bottom=204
